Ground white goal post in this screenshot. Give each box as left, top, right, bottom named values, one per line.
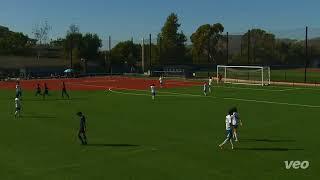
left=216, top=65, right=271, bottom=86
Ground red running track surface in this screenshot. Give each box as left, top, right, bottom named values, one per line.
left=0, top=76, right=202, bottom=91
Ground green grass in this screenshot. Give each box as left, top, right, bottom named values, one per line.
left=194, top=69, right=320, bottom=83
left=0, top=84, right=319, bottom=180
left=271, top=69, right=320, bottom=83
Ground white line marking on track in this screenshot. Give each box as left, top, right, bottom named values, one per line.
left=83, top=80, right=117, bottom=83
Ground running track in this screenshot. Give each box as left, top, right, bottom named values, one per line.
left=0, top=76, right=202, bottom=91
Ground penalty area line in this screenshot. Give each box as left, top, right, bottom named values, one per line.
left=108, top=89, right=320, bottom=109
left=108, top=88, right=203, bottom=98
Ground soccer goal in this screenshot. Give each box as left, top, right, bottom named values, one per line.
left=216, top=65, right=270, bottom=86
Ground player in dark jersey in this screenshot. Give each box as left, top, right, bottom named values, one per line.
left=35, top=83, right=42, bottom=96
left=61, top=82, right=70, bottom=99
left=42, top=83, right=49, bottom=99
left=77, top=112, right=87, bottom=145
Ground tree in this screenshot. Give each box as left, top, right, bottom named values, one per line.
left=81, top=33, right=102, bottom=60
left=32, top=20, right=51, bottom=45
left=68, top=24, right=80, bottom=34
left=0, top=26, right=34, bottom=55
left=241, top=29, right=276, bottom=65
left=64, top=24, right=82, bottom=68
left=32, top=20, right=52, bottom=60
left=80, top=33, right=102, bottom=72
left=191, top=23, right=224, bottom=64
left=158, top=13, right=187, bottom=64
left=50, top=38, right=65, bottom=48
left=111, top=41, right=140, bottom=67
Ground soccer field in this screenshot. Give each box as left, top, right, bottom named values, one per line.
left=0, top=80, right=319, bottom=179
left=194, top=68, right=320, bottom=84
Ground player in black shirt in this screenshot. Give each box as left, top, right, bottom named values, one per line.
left=42, top=83, right=49, bottom=99
left=61, top=82, right=70, bottom=99
left=35, top=83, right=42, bottom=96
left=77, top=112, right=87, bottom=145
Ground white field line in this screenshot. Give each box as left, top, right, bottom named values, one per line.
left=68, top=82, right=110, bottom=88
left=109, top=89, right=320, bottom=109
left=69, top=81, right=313, bottom=95
left=222, top=97, right=320, bottom=108
left=69, top=80, right=319, bottom=92
left=109, top=89, right=203, bottom=98
left=215, top=85, right=295, bottom=92
left=164, top=81, right=198, bottom=85
left=275, top=88, right=298, bottom=92
left=68, top=82, right=320, bottom=108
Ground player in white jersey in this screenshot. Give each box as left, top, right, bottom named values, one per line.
left=203, top=82, right=208, bottom=96
left=231, top=107, right=242, bottom=142
left=14, top=97, right=21, bottom=118
left=159, top=76, right=163, bottom=88
left=208, top=77, right=213, bottom=93
left=150, top=84, right=156, bottom=100
left=219, top=111, right=234, bottom=149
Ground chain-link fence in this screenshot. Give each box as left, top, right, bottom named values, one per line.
left=1, top=27, right=319, bottom=83
left=191, top=27, right=320, bottom=83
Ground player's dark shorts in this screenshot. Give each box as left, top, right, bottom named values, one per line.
left=233, top=125, right=238, bottom=129
left=226, top=129, right=233, bottom=140
left=152, top=92, right=156, bottom=96
left=15, top=107, right=21, bottom=111
left=44, top=90, right=48, bottom=94
left=79, top=128, right=85, bottom=134
left=16, top=91, right=21, bottom=97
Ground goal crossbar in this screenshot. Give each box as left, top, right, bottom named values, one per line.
left=216, top=65, right=271, bottom=86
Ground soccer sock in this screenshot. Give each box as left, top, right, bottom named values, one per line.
left=220, top=138, right=228, bottom=146
left=83, top=134, right=87, bottom=144
left=230, top=139, right=234, bottom=149
left=78, top=135, right=84, bottom=144
left=234, top=132, right=238, bottom=141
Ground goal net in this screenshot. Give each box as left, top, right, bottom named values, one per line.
left=216, top=65, right=270, bottom=86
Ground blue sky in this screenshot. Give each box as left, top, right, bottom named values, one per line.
left=0, top=0, right=319, bottom=42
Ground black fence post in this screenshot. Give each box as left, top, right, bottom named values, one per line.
left=226, top=32, right=229, bottom=65
left=285, top=72, right=286, bottom=81
left=304, top=26, right=308, bottom=83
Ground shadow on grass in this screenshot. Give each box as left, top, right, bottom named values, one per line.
left=21, top=115, right=56, bottom=119
left=235, top=147, right=303, bottom=151
left=86, top=143, right=140, bottom=147
left=24, top=97, right=87, bottom=102
left=241, top=138, right=296, bottom=143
